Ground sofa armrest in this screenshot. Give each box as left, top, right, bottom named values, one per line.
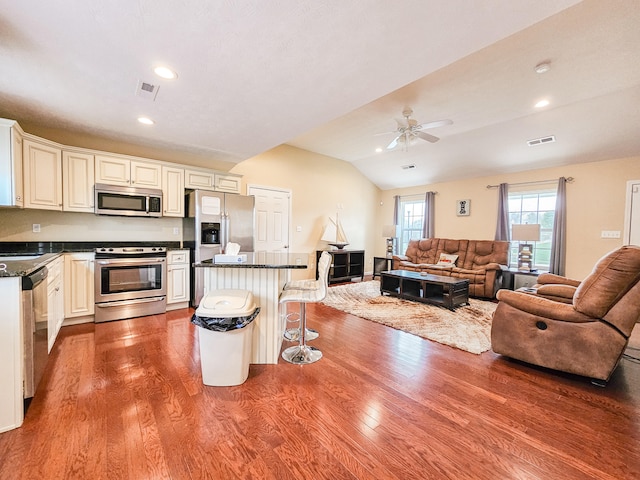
left=535, top=283, right=577, bottom=301
left=536, top=272, right=581, bottom=287
left=496, top=289, right=594, bottom=323
left=393, top=254, right=409, bottom=262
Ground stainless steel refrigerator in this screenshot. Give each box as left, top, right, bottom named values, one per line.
left=183, top=190, right=255, bottom=306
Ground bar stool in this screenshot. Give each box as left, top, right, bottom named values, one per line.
left=280, top=251, right=331, bottom=364
left=282, top=251, right=331, bottom=342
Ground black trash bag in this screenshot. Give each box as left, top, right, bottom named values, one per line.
left=191, top=307, right=260, bottom=332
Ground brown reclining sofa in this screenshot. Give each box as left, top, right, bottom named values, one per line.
left=392, top=238, right=510, bottom=298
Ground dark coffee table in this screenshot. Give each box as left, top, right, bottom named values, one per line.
left=380, top=269, right=469, bottom=310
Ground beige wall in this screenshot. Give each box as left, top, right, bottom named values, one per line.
left=231, top=145, right=382, bottom=279
left=379, top=156, right=640, bottom=280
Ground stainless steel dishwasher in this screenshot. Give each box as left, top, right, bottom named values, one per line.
left=22, top=266, right=49, bottom=399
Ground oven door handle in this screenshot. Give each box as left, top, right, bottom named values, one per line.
left=95, top=296, right=166, bottom=307
left=96, top=258, right=166, bottom=265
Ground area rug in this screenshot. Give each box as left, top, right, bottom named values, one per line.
left=320, top=280, right=497, bottom=354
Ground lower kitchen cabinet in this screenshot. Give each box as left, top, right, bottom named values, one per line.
left=64, top=252, right=95, bottom=322
left=167, top=249, right=190, bottom=310
left=47, top=256, right=64, bottom=352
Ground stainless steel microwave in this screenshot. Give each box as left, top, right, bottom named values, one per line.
left=94, top=183, right=163, bottom=217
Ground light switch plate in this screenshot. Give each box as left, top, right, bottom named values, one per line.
left=601, top=230, right=621, bottom=238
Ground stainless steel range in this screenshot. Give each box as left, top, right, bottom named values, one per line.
left=94, top=246, right=167, bottom=323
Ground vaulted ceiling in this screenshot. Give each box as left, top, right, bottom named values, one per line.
left=1, top=1, right=638, bottom=190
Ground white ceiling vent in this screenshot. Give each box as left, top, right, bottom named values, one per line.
left=401, top=164, right=416, bottom=170
left=136, top=80, right=160, bottom=101
left=527, top=135, right=556, bottom=146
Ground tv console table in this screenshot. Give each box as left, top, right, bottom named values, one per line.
left=380, top=270, right=469, bottom=310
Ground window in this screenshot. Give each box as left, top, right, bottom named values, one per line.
left=398, top=195, right=425, bottom=254
left=508, top=190, right=556, bottom=271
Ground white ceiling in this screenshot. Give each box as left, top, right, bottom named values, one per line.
left=1, top=1, right=639, bottom=190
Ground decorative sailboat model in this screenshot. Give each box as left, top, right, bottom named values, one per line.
left=321, top=213, right=349, bottom=249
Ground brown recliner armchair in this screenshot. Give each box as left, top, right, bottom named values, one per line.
left=491, top=245, right=640, bottom=385
left=531, top=272, right=582, bottom=304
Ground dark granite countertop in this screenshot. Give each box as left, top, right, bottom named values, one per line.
left=195, top=252, right=308, bottom=269
left=0, top=252, right=63, bottom=278
left=0, top=241, right=182, bottom=278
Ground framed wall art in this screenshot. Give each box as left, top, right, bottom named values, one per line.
left=456, top=199, right=471, bottom=216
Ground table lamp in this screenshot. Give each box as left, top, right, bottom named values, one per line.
left=382, top=224, right=398, bottom=256
left=511, top=223, right=541, bottom=272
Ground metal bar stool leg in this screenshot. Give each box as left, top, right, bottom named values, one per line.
left=281, top=302, right=322, bottom=364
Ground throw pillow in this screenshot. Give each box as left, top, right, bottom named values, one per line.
left=437, top=253, right=459, bottom=266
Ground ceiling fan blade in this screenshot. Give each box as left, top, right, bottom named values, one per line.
left=417, top=119, right=453, bottom=130
left=386, top=135, right=400, bottom=149
left=416, top=131, right=440, bottom=143
left=373, top=130, right=397, bottom=137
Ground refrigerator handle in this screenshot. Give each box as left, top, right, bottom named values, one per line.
left=221, top=212, right=229, bottom=251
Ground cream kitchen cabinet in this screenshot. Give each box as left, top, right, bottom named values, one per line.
left=64, top=252, right=95, bottom=321
left=214, top=173, right=241, bottom=194
left=162, top=165, right=185, bottom=217
left=95, top=155, right=162, bottom=188
left=47, top=256, right=65, bottom=352
left=167, top=249, right=190, bottom=309
left=185, top=168, right=216, bottom=191
left=23, top=139, right=63, bottom=210
left=0, top=119, right=24, bottom=207
left=63, top=151, right=95, bottom=213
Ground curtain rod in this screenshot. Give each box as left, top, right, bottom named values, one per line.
left=486, top=177, right=574, bottom=189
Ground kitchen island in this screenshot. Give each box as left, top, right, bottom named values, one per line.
left=194, top=252, right=309, bottom=364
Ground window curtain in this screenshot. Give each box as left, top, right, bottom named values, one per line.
left=422, top=191, right=435, bottom=238
left=494, top=183, right=510, bottom=241
left=549, top=177, right=567, bottom=275
left=393, top=195, right=400, bottom=255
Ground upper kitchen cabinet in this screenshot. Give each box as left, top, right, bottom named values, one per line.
left=185, top=168, right=242, bottom=194
left=162, top=165, right=185, bottom=217
left=23, top=138, right=63, bottom=210
left=0, top=119, right=24, bottom=207
left=63, top=150, right=94, bottom=213
left=214, top=173, right=241, bottom=194
left=184, top=168, right=215, bottom=191
left=95, top=155, right=162, bottom=189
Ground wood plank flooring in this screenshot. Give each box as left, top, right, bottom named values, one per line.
left=1, top=303, right=639, bottom=479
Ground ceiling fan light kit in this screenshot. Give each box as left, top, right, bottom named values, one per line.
left=385, top=107, right=452, bottom=151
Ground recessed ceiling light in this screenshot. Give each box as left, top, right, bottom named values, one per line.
left=375, top=147, right=383, bottom=153
left=137, top=116, right=155, bottom=125
left=535, top=99, right=550, bottom=108
left=534, top=62, right=551, bottom=74
left=154, top=66, right=178, bottom=79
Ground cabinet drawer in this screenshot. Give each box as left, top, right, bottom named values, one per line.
left=168, top=250, right=189, bottom=264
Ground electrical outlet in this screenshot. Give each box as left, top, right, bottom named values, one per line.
left=296, top=226, right=302, bottom=232
left=32, top=224, right=41, bottom=233
left=173, top=227, right=180, bottom=235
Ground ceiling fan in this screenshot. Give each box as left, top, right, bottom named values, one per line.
left=384, top=108, right=452, bottom=150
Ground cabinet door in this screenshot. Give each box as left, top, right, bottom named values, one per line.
left=47, top=257, right=64, bottom=352
left=63, top=151, right=95, bottom=212
left=95, top=155, right=130, bottom=186
left=167, top=264, right=189, bottom=304
left=64, top=253, right=95, bottom=318
left=162, top=166, right=185, bottom=217
left=23, top=139, right=62, bottom=210
left=131, top=160, right=161, bottom=188
left=184, top=169, right=216, bottom=190
left=214, top=173, right=241, bottom=193
left=12, top=128, right=24, bottom=207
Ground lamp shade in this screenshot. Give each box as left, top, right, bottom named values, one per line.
left=382, top=224, right=398, bottom=238
left=511, top=223, right=541, bottom=242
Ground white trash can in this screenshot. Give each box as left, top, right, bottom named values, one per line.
left=191, top=289, right=260, bottom=386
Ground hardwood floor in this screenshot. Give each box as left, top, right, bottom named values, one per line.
left=1, top=304, right=639, bottom=479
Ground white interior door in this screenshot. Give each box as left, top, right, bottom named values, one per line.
left=248, top=185, right=291, bottom=252
left=625, top=180, right=640, bottom=245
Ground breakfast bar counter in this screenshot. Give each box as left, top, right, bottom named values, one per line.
left=194, top=252, right=309, bottom=364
